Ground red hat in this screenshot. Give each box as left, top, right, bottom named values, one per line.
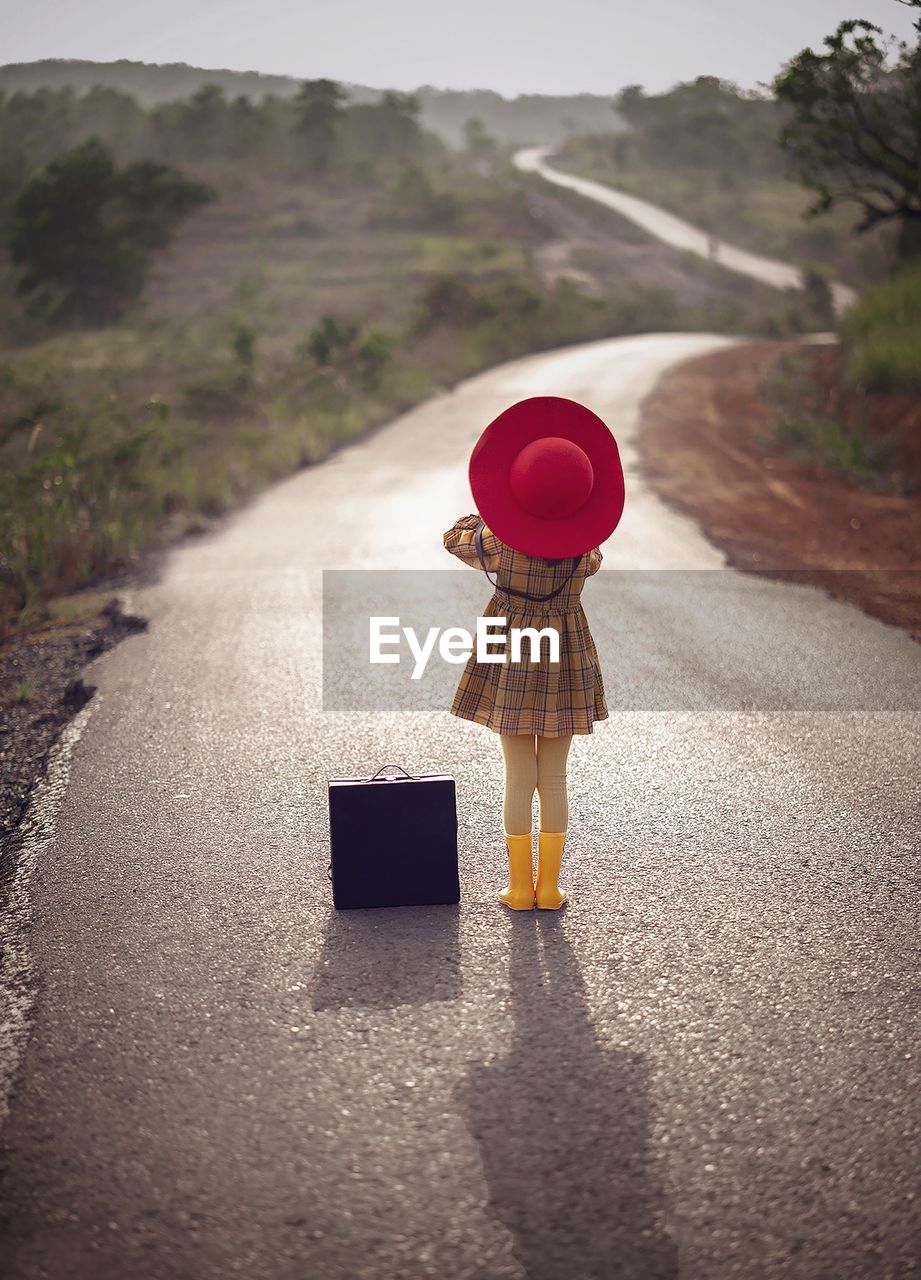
left=468, top=396, right=625, bottom=558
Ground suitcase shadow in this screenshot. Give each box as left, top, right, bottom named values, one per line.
left=454, top=918, right=678, bottom=1280
left=309, top=905, right=462, bottom=1011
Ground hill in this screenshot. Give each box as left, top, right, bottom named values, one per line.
left=0, top=59, right=624, bottom=147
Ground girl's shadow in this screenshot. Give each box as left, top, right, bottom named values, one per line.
left=454, top=918, right=678, bottom=1280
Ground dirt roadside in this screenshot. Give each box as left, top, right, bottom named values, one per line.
left=635, top=338, right=921, bottom=641
left=0, top=581, right=151, bottom=861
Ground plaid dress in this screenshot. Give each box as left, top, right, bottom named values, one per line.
left=443, top=513, right=608, bottom=737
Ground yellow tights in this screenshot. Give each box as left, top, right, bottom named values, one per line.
left=499, top=732, right=573, bottom=835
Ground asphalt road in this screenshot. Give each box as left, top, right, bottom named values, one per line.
left=1, top=332, right=919, bottom=1280
left=513, top=145, right=858, bottom=318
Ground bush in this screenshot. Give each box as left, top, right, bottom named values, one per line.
left=300, top=315, right=396, bottom=389
left=304, top=315, right=361, bottom=365
left=367, top=163, right=462, bottom=230
left=354, top=327, right=397, bottom=387
left=801, top=268, right=835, bottom=329
left=183, top=373, right=247, bottom=419
left=9, top=138, right=213, bottom=325
left=842, top=265, right=921, bottom=392
left=773, top=412, right=885, bottom=484
left=230, top=320, right=257, bottom=373
left=407, top=273, right=495, bottom=335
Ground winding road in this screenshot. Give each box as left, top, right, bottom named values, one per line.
left=0, top=168, right=918, bottom=1280
left=513, top=145, right=858, bottom=318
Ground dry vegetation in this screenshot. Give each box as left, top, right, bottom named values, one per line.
left=0, top=155, right=649, bottom=631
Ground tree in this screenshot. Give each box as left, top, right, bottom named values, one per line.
left=463, top=117, right=497, bottom=158
left=611, top=77, right=782, bottom=177
left=773, top=2, right=921, bottom=256
left=343, top=92, right=423, bottom=166
left=228, top=95, right=271, bottom=161
left=182, top=84, right=229, bottom=158
left=73, top=86, right=147, bottom=162
left=292, top=78, right=348, bottom=172
left=10, top=138, right=213, bottom=323
left=301, top=314, right=395, bottom=389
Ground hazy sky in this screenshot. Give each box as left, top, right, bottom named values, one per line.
left=4, top=0, right=918, bottom=96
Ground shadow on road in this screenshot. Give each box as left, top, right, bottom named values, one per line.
left=455, top=917, right=678, bottom=1280
left=309, top=905, right=462, bottom=1010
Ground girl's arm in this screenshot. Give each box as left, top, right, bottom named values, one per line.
left=443, top=514, right=500, bottom=572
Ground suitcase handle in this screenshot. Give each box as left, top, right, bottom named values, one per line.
left=367, top=763, right=420, bottom=781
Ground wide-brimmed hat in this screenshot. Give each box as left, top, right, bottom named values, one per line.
left=468, top=395, right=625, bottom=558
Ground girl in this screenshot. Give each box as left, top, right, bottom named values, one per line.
left=443, top=396, right=625, bottom=911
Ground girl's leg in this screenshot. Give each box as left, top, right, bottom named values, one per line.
left=499, top=732, right=538, bottom=835
left=535, top=733, right=573, bottom=833
left=535, top=733, right=573, bottom=909
left=497, top=733, right=538, bottom=909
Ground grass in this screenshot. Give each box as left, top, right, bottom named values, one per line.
left=414, top=234, right=528, bottom=276
left=840, top=264, right=921, bottom=393
left=759, top=350, right=891, bottom=489
left=11, top=679, right=35, bottom=703
left=43, top=590, right=119, bottom=624
left=771, top=413, right=885, bottom=485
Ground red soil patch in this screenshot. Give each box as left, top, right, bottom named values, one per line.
left=636, top=339, right=921, bottom=641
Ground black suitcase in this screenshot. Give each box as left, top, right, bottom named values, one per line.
left=327, top=764, right=460, bottom=909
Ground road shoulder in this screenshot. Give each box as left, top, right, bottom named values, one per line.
left=635, top=338, right=921, bottom=641
left=0, top=593, right=148, bottom=860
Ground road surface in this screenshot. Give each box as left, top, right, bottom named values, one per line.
left=513, top=145, right=858, bottom=319
left=1, top=332, right=919, bottom=1279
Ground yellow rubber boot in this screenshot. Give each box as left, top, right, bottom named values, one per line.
left=535, top=831, right=569, bottom=909
left=498, top=833, right=535, bottom=910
